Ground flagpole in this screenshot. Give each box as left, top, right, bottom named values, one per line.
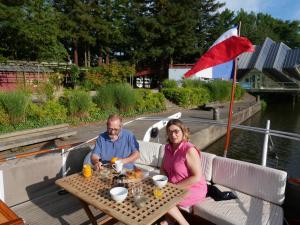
left=223, top=22, right=241, bottom=157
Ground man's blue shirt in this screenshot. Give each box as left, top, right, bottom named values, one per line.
left=92, top=129, right=139, bottom=169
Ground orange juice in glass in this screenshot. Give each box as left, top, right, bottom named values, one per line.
left=83, top=164, right=92, bottom=178
left=153, top=187, right=163, bottom=199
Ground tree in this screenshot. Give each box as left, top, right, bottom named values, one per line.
left=0, top=0, right=66, bottom=61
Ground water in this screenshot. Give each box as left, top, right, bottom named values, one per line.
left=205, top=101, right=300, bottom=178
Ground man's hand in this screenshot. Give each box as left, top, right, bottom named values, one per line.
left=91, top=154, right=103, bottom=171
left=93, top=161, right=103, bottom=171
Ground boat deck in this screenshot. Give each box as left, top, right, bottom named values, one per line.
left=11, top=190, right=122, bottom=225
left=10, top=189, right=213, bottom=225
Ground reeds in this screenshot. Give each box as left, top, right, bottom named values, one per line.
left=0, top=91, right=30, bottom=125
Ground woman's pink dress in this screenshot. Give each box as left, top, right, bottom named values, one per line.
left=162, top=141, right=207, bottom=207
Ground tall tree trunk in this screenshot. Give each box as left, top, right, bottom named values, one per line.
left=74, top=41, right=78, bottom=66
left=106, top=47, right=110, bottom=65
left=98, top=47, right=103, bottom=66
left=88, top=47, right=91, bottom=67
left=84, top=45, right=87, bottom=67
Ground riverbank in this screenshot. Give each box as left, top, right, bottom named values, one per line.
left=0, top=93, right=260, bottom=160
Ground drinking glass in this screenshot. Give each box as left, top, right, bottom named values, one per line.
left=131, top=184, right=143, bottom=200
left=153, top=187, right=163, bottom=199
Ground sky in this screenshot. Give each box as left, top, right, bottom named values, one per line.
left=220, top=0, right=300, bottom=21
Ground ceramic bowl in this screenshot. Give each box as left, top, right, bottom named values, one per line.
left=152, top=175, right=168, bottom=188
left=109, top=187, right=128, bottom=203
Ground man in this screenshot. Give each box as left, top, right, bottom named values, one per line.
left=91, top=114, right=140, bottom=170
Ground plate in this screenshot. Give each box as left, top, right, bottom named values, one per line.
left=125, top=170, right=145, bottom=183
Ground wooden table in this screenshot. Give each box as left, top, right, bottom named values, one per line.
left=55, top=171, right=187, bottom=225
left=0, top=200, right=24, bottom=225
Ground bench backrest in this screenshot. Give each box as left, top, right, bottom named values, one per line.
left=136, top=141, right=215, bottom=182
left=212, top=156, right=287, bottom=205
left=200, top=152, right=215, bottom=182
left=135, top=141, right=163, bottom=168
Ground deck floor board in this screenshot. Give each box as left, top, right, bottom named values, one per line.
left=11, top=191, right=123, bottom=225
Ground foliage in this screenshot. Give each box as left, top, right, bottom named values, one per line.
left=36, top=82, right=55, bottom=101
left=162, top=80, right=178, bottom=88
left=261, top=100, right=267, bottom=111
left=235, top=84, right=246, bottom=100
left=182, top=79, right=205, bottom=88
left=62, top=90, right=92, bottom=117
left=1, top=1, right=300, bottom=73
left=232, top=9, right=300, bottom=47
left=94, top=83, right=136, bottom=113
left=70, top=65, right=80, bottom=86
left=0, top=106, right=9, bottom=126
left=135, top=89, right=166, bottom=113
left=43, top=100, right=67, bottom=123
left=26, top=102, right=45, bottom=122
left=162, top=87, right=210, bottom=108
left=204, top=80, right=232, bottom=102
left=99, top=62, right=135, bottom=84
left=0, top=91, right=30, bottom=125
left=114, top=83, right=137, bottom=113
left=49, top=72, right=64, bottom=87
left=82, top=67, right=105, bottom=90
left=0, top=1, right=67, bottom=61
left=93, top=84, right=117, bottom=111
left=27, top=100, right=67, bottom=124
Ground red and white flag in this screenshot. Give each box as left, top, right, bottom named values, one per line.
left=184, top=26, right=254, bottom=78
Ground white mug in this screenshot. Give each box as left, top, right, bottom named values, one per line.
left=112, top=160, right=123, bottom=173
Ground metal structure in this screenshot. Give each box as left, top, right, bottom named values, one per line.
left=238, top=37, right=300, bottom=93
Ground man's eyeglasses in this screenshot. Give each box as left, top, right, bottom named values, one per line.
left=107, top=128, right=120, bottom=132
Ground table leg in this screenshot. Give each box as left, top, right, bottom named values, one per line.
left=79, top=199, right=98, bottom=225
left=97, top=215, right=118, bottom=225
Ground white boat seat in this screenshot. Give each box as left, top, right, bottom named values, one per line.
left=194, top=184, right=283, bottom=225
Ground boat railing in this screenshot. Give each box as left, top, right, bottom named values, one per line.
left=133, top=116, right=300, bottom=167
left=1, top=115, right=300, bottom=169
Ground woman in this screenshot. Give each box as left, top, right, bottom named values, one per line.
left=160, top=119, right=207, bottom=225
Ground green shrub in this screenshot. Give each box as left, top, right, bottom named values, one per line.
left=89, top=62, right=135, bottom=84
left=162, top=87, right=210, bottom=107
left=94, top=84, right=116, bottom=111
left=70, top=65, right=80, bottom=86
left=0, top=91, right=30, bottom=125
left=182, top=79, right=205, bottom=88
left=94, top=83, right=137, bottom=113
left=26, top=102, right=45, bottom=121
left=162, top=79, right=178, bottom=88
left=43, top=100, right=67, bottom=123
left=86, top=102, right=108, bottom=122
left=36, top=82, right=55, bottom=101
left=235, top=84, right=245, bottom=100
left=114, top=83, right=136, bottom=113
left=49, top=72, right=64, bottom=87
left=135, top=89, right=166, bottom=113
left=0, top=106, right=9, bottom=126
left=66, top=90, right=92, bottom=117
left=204, top=80, right=232, bottom=102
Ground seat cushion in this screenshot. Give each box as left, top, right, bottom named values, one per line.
left=193, top=185, right=284, bottom=225
left=212, top=156, right=287, bottom=205
left=200, top=152, right=215, bottom=182
left=135, top=141, right=162, bottom=167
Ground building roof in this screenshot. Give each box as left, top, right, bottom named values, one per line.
left=238, top=37, right=300, bottom=82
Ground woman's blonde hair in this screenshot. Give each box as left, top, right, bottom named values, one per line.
left=166, top=119, right=190, bottom=143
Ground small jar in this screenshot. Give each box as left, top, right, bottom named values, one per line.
left=83, top=164, right=92, bottom=178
